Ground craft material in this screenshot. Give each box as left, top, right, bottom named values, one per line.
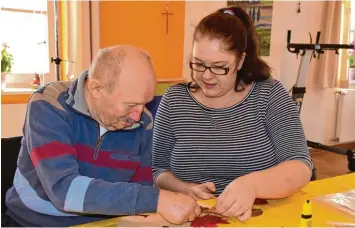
left=197, top=198, right=264, bottom=217
left=190, top=215, right=229, bottom=227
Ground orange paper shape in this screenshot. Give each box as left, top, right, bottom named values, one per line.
left=197, top=198, right=217, bottom=209
left=197, top=198, right=268, bottom=210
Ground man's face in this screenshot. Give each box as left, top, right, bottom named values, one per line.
left=91, top=66, right=156, bottom=131
left=96, top=88, right=153, bottom=131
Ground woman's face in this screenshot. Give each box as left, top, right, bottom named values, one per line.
left=191, top=37, right=245, bottom=98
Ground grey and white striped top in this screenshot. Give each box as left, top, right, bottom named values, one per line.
left=152, top=78, right=312, bottom=195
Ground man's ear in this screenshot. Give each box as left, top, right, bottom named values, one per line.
left=237, top=52, right=246, bottom=71
left=87, top=79, right=103, bottom=99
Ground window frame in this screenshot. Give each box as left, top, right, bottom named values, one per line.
left=349, top=0, right=355, bottom=85
left=0, top=1, right=56, bottom=90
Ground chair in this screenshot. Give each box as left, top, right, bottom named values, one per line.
left=146, top=96, right=162, bottom=118
left=311, top=166, right=316, bottom=181
left=1, top=136, right=22, bottom=214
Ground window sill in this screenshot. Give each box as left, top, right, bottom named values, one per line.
left=1, top=88, right=35, bottom=104
left=157, top=78, right=183, bottom=83
left=0, top=78, right=184, bottom=104
left=2, top=88, right=36, bottom=95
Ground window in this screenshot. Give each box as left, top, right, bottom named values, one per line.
left=0, top=0, right=55, bottom=89
left=349, top=0, right=355, bottom=84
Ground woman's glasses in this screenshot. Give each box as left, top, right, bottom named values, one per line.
left=189, top=62, right=231, bottom=75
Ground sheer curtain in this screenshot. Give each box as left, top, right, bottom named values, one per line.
left=61, top=1, right=97, bottom=81
left=312, top=1, right=342, bottom=89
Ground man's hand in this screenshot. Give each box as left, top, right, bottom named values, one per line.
left=215, top=175, right=257, bottom=222
left=189, top=182, right=216, bottom=200
left=157, top=190, right=201, bottom=224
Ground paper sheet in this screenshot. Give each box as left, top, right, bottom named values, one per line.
left=314, top=190, right=355, bottom=220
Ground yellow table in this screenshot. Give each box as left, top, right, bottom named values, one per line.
left=75, top=174, right=355, bottom=227
left=301, top=173, right=355, bottom=196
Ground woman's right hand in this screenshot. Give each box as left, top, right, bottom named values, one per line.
left=188, top=182, right=216, bottom=200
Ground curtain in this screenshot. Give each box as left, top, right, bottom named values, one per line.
left=312, top=1, right=343, bottom=89
left=60, top=0, right=95, bottom=81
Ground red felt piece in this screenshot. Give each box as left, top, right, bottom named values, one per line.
left=254, top=198, right=268, bottom=205
left=190, top=215, right=229, bottom=227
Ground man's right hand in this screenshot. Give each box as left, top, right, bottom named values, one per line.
left=157, top=190, right=201, bottom=224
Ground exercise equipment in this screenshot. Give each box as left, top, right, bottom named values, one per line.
left=286, top=30, right=355, bottom=173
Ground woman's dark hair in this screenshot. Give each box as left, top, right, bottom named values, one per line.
left=188, top=6, right=272, bottom=92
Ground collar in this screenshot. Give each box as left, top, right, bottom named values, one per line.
left=66, top=70, right=90, bottom=116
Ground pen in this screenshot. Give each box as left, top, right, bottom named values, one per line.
left=300, top=200, right=312, bottom=227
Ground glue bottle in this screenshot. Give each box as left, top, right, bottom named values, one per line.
left=300, top=200, right=312, bottom=227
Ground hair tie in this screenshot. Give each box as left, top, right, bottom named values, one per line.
left=224, top=9, right=235, bottom=16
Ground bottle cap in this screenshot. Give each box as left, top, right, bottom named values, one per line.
left=302, top=200, right=312, bottom=215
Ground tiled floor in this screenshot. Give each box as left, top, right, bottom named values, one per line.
left=310, top=148, right=354, bottom=180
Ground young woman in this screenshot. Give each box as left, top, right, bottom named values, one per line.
left=152, top=6, right=312, bottom=222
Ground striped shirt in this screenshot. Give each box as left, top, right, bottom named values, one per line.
left=152, top=78, right=312, bottom=195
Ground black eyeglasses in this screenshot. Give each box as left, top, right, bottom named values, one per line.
left=189, top=62, right=230, bottom=75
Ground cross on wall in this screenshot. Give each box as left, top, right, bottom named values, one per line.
left=161, top=1, right=174, bottom=34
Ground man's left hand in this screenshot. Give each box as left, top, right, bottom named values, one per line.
left=214, top=175, right=257, bottom=221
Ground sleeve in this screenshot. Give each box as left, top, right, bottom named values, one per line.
left=265, top=81, right=313, bottom=171
left=152, top=89, right=175, bottom=182
left=25, top=93, right=159, bottom=216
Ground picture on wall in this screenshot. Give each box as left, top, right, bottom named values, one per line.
left=227, top=0, right=273, bottom=56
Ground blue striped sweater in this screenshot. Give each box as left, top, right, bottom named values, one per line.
left=5, top=71, right=159, bottom=227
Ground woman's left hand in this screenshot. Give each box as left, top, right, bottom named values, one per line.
left=214, top=175, right=257, bottom=221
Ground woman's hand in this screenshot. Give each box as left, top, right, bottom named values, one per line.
left=188, top=182, right=216, bottom=200
left=215, top=176, right=257, bottom=222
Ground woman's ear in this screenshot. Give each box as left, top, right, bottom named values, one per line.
left=237, top=52, right=246, bottom=71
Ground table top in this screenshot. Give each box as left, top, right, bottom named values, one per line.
left=301, top=173, right=355, bottom=196
left=75, top=173, right=355, bottom=227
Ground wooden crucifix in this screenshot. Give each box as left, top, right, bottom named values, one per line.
left=161, top=1, right=174, bottom=34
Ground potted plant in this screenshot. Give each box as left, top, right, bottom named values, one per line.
left=349, top=41, right=355, bottom=82
left=1, top=44, right=14, bottom=88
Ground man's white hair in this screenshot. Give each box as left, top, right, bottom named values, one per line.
left=88, top=45, right=152, bottom=92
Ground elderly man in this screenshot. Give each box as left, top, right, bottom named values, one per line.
left=4, top=45, right=201, bottom=227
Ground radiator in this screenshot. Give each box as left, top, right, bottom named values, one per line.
left=335, top=89, right=355, bottom=143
